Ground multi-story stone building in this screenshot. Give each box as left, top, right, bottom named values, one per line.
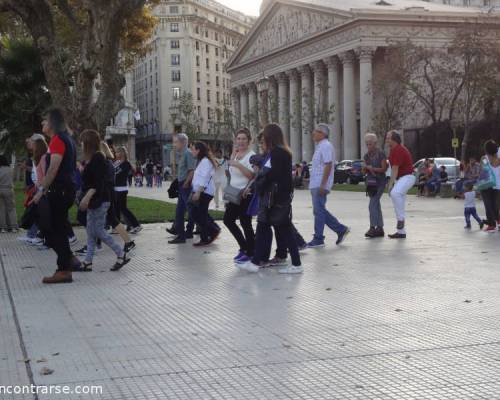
left=132, top=0, right=254, bottom=164
left=227, top=0, right=500, bottom=163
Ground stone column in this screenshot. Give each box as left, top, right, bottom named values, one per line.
left=248, top=83, right=258, bottom=144
left=357, top=47, right=375, bottom=157
left=257, top=78, right=269, bottom=129
left=277, top=72, right=290, bottom=144
left=239, top=85, right=249, bottom=129
left=312, top=60, right=327, bottom=125
left=287, top=69, right=301, bottom=163
left=268, top=77, right=278, bottom=123
left=324, top=56, right=342, bottom=160
left=298, top=64, right=313, bottom=162
left=340, top=51, right=358, bottom=160
left=231, top=87, right=240, bottom=130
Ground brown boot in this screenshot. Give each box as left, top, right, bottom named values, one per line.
left=42, top=271, right=73, bottom=284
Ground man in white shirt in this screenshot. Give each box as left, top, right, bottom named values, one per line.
left=308, top=124, right=350, bottom=248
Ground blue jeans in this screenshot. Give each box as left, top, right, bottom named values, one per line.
left=310, top=188, right=346, bottom=241
left=85, top=202, right=123, bottom=263
left=464, top=207, right=482, bottom=227
left=368, top=185, right=385, bottom=228
left=174, top=181, right=194, bottom=239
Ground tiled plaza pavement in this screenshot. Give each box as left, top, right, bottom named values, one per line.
left=1, top=190, right=500, bottom=399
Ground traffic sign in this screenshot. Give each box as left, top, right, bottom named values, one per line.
left=452, top=138, right=459, bottom=149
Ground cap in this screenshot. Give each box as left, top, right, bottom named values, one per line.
left=30, top=133, right=45, bottom=142
left=314, top=124, right=330, bottom=137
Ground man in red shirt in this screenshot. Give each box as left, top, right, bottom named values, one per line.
left=386, top=130, right=416, bottom=239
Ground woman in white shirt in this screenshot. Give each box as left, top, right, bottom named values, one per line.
left=223, top=128, right=256, bottom=264
left=190, top=141, right=221, bottom=246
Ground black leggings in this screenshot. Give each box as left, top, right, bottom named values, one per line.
left=481, top=188, right=499, bottom=227
left=114, top=191, right=139, bottom=228
left=223, top=196, right=255, bottom=256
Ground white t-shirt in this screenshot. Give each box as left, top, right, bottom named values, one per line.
left=464, top=191, right=476, bottom=209
left=309, top=139, right=335, bottom=190
left=192, top=157, right=215, bottom=196
left=229, top=150, right=255, bottom=190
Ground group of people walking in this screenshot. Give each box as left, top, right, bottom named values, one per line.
left=4, top=109, right=498, bottom=282
left=167, top=123, right=421, bottom=274
left=12, top=109, right=143, bottom=284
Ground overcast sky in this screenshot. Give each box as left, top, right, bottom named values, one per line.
left=217, top=0, right=262, bottom=16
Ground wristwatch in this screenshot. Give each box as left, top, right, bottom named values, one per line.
left=37, top=185, right=45, bottom=194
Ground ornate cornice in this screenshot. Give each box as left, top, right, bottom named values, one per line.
left=323, top=55, right=339, bottom=70
left=297, top=64, right=312, bottom=78
left=276, top=72, right=288, bottom=85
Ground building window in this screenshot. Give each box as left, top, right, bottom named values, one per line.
left=172, top=70, right=181, bottom=81
left=196, top=71, right=200, bottom=83
left=197, top=87, right=201, bottom=101
left=171, top=54, right=180, bottom=65
left=207, top=107, right=212, bottom=120
left=216, top=91, right=220, bottom=104
left=195, top=41, right=199, bottom=50
left=206, top=58, right=209, bottom=69
left=171, top=40, right=180, bottom=49
left=171, top=23, right=179, bottom=32
left=206, top=44, right=209, bottom=53
left=196, top=55, right=200, bottom=67
left=197, top=106, right=201, bottom=116
left=205, top=29, right=208, bottom=38
left=216, top=76, right=219, bottom=87
left=215, top=62, right=219, bottom=72
left=215, top=47, right=219, bottom=57
left=215, top=32, right=218, bottom=41
left=195, top=25, right=199, bottom=34
left=172, top=87, right=180, bottom=100
left=207, top=90, right=211, bottom=102
left=170, top=5, right=179, bottom=13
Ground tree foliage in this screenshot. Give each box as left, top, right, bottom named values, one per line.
left=0, top=0, right=158, bottom=135
left=169, top=92, right=202, bottom=142
left=0, top=38, right=50, bottom=155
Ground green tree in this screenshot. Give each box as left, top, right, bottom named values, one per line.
left=169, top=91, right=202, bottom=141
left=0, top=38, right=50, bottom=155
left=0, top=0, right=158, bottom=134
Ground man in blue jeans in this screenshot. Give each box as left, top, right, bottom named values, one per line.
left=168, top=134, right=196, bottom=244
left=307, top=124, right=349, bottom=248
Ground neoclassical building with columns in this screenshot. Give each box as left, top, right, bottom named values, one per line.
left=226, top=0, right=499, bottom=162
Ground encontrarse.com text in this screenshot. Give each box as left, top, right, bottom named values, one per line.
left=0, top=385, right=103, bottom=395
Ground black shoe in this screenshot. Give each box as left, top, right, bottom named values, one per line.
left=185, top=233, right=194, bottom=239
left=124, top=241, right=136, bottom=254
left=168, top=236, right=186, bottom=244
left=111, top=255, right=130, bottom=271
left=388, top=232, right=406, bottom=239
left=370, top=228, right=385, bottom=238
left=479, top=222, right=484, bottom=230
left=336, top=227, right=350, bottom=245
left=365, top=227, right=376, bottom=238
left=75, top=246, right=88, bottom=255
left=166, top=226, right=177, bottom=235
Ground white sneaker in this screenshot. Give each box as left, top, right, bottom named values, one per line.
left=68, top=236, right=78, bottom=244
left=29, top=237, right=44, bottom=246
left=278, top=265, right=304, bottom=274
left=240, top=261, right=260, bottom=273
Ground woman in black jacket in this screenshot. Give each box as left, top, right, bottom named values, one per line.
left=114, top=147, right=142, bottom=234
left=78, top=130, right=130, bottom=271
left=238, top=124, right=302, bottom=274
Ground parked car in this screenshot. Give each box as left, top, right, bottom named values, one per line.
left=413, top=157, right=460, bottom=182
left=334, top=160, right=365, bottom=184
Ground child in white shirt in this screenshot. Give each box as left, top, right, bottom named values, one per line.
left=464, top=183, right=484, bottom=230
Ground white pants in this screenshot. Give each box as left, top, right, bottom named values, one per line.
left=390, top=174, right=416, bottom=233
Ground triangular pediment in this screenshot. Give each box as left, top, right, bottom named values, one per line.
left=229, top=1, right=351, bottom=67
